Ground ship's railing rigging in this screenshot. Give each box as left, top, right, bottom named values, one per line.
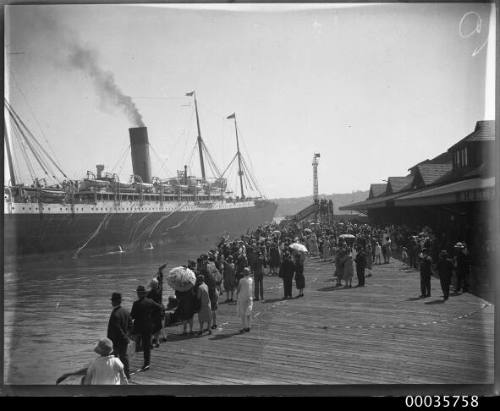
left=4, top=99, right=69, bottom=188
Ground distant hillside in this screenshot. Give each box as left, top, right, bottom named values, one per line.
left=271, top=191, right=369, bottom=217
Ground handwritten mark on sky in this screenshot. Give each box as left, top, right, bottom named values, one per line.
left=459, top=11, right=488, bottom=57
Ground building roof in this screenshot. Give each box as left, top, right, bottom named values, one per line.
left=339, top=190, right=415, bottom=211
left=415, top=163, right=453, bottom=186
left=394, top=177, right=495, bottom=207
left=448, top=120, right=495, bottom=151
left=369, top=183, right=387, bottom=199
left=387, top=176, right=413, bottom=193
left=408, top=152, right=452, bottom=172
left=429, top=151, right=452, bottom=164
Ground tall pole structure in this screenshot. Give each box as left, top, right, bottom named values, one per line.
left=186, top=91, right=206, bottom=181
left=227, top=112, right=245, bottom=199
left=312, top=153, right=320, bottom=203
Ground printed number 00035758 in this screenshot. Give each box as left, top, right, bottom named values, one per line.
left=404, top=395, right=479, bottom=408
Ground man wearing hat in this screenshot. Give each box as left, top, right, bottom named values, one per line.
left=454, top=243, right=470, bottom=293
left=436, top=250, right=454, bottom=301
left=419, top=248, right=433, bottom=298
left=107, top=292, right=132, bottom=379
left=131, top=285, right=163, bottom=371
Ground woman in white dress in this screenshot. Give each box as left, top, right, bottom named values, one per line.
left=374, top=242, right=382, bottom=265
left=236, top=267, right=253, bottom=333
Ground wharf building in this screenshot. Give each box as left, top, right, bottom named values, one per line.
left=340, top=120, right=496, bottom=297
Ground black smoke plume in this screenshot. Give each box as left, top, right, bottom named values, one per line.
left=67, top=43, right=144, bottom=127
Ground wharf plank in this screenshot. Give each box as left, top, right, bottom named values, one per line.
left=130, top=257, right=494, bottom=385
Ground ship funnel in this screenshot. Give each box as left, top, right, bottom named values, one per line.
left=96, top=164, right=104, bottom=179
left=129, top=127, right=152, bottom=184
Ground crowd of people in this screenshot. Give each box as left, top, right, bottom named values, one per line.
left=56, top=216, right=474, bottom=385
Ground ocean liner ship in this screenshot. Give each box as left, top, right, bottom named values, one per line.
left=3, top=93, right=277, bottom=257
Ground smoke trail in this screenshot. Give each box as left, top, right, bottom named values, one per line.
left=67, top=42, right=145, bottom=127
left=7, top=9, right=145, bottom=127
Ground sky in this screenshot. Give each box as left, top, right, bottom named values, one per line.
left=4, top=3, right=495, bottom=199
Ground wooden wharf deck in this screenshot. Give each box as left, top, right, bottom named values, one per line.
left=130, top=257, right=494, bottom=386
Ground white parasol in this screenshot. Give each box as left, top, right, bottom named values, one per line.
left=289, top=243, right=308, bottom=253
left=339, top=234, right=355, bottom=239
left=166, top=266, right=196, bottom=292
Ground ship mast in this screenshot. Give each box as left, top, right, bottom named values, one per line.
left=227, top=112, right=245, bottom=199
left=186, top=91, right=206, bottom=181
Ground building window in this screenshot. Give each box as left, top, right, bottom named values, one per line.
left=464, top=147, right=468, bottom=166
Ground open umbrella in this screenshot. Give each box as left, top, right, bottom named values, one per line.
left=303, top=228, right=312, bottom=234
left=166, top=266, right=196, bottom=292
left=289, top=243, right=308, bottom=253
left=339, top=234, right=355, bottom=239
left=272, top=230, right=281, bottom=235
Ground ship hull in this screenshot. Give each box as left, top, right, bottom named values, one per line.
left=4, top=201, right=277, bottom=257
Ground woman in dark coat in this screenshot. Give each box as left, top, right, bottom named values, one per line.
left=269, top=241, right=281, bottom=276
left=223, top=255, right=236, bottom=302
left=334, top=246, right=345, bottom=287
left=147, top=279, right=164, bottom=347
left=235, top=252, right=248, bottom=285
left=279, top=251, right=295, bottom=299
left=294, top=252, right=305, bottom=297
left=355, top=247, right=367, bottom=287
left=175, top=288, right=197, bottom=335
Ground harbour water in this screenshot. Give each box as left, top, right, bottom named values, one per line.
left=4, top=242, right=208, bottom=385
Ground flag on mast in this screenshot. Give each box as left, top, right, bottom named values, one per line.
left=185, top=91, right=194, bottom=97
left=227, top=113, right=236, bottom=119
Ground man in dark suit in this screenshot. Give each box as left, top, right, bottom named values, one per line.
left=454, top=243, right=470, bottom=293
left=436, top=250, right=454, bottom=301
left=355, top=246, right=367, bottom=287
left=131, top=285, right=162, bottom=371
left=107, top=292, right=131, bottom=379
left=419, top=248, right=433, bottom=298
